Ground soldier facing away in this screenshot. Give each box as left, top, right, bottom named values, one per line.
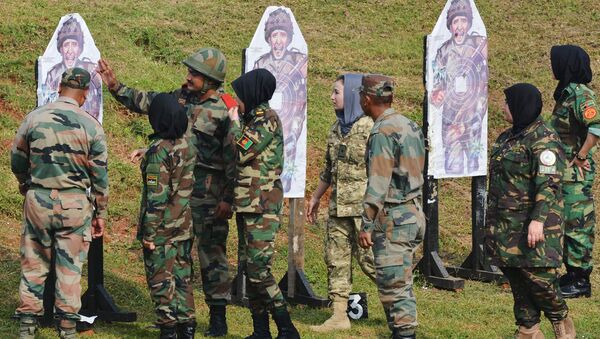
left=307, top=73, right=376, bottom=333
left=548, top=45, right=599, bottom=299
left=11, top=67, right=107, bottom=339
left=227, top=68, right=300, bottom=339
left=97, top=48, right=235, bottom=336
left=485, top=83, right=575, bottom=338
left=358, top=74, right=426, bottom=339
left=138, top=94, right=196, bottom=338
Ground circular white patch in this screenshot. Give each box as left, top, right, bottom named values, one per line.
left=540, top=150, right=557, bottom=166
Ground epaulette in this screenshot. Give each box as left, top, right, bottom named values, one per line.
left=255, top=108, right=265, bottom=117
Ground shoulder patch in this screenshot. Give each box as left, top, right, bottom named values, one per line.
left=237, top=134, right=255, bottom=152
left=539, top=150, right=557, bottom=166
left=584, top=107, right=597, bottom=120
left=146, top=174, right=158, bottom=187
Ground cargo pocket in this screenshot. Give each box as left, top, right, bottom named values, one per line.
left=60, top=196, right=85, bottom=228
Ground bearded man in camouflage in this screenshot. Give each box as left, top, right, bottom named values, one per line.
left=227, top=69, right=300, bottom=339
left=43, top=17, right=102, bottom=120
left=97, top=48, right=234, bottom=336
left=254, top=8, right=308, bottom=192
left=358, top=75, right=426, bottom=339
left=485, top=83, right=574, bottom=339
left=11, top=68, right=107, bottom=339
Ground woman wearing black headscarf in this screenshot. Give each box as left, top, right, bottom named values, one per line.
left=549, top=45, right=599, bottom=299
left=485, top=84, right=575, bottom=338
left=139, top=93, right=198, bottom=338
left=306, top=74, right=376, bottom=332
left=227, top=69, right=300, bottom=339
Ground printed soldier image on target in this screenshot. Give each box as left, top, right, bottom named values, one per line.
left=37, top=13, right=103, bottom=122
left=245, top=6, right=308, bottom=197
left=426, top=0, right=488, bottom=178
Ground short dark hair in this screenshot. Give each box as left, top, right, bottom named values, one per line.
left=335, top=75, right=344, bottom=84
left=365, top=93, right=392, bottom=105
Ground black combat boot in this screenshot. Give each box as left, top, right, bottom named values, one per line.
left=159, top=324, right=178, bottom=339
left=272, top=307, right=300, bottom=339
left=558, top=266, right=578, bottom=287
left=204, top=305, right=227, bottom=337
left=246, top=310, right=272, bottom=339
left=177, top=320, right=197, bottom=339
left=391, top=328, right=416, bottom=339
left=560, top=266, right=592, bottom=298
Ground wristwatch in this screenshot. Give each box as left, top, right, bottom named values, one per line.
left=576, top=152, right=588, bottom=161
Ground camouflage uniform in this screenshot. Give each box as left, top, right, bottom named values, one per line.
left=110, top=83, right=235, bottom=306
left=362, top=104, right=426, bottom=336
left=253, top=8, right=308, bottom=192
left=431, top=0, right=488, bottom=175
left=42, top=17, right=102, bottom=120
left=138, top=135, right=196, bottom=326
left=485, top=117, right=568, bottom=327
left=549, top=83, right=600, bottom=271
left=230, top=103, right=286, bottom=312
left=11, top=72, right=108, bottom=333
left=320, top=115, right=376, bottom=302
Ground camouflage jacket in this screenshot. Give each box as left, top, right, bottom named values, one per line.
left=485, top=118, right=565, bottom=267
left=11, top=96, right=109, bottom=219
left=229, top=103, right=284, bottom=214
left=43, top=59, right=102, bottom=119
left=549, top=83, right=599, bottom=183
left=361, top=108, right=425, bottom=232
left=110, top=83, right=235, bottom=203
left=138, top=135, right=195, bottom=245
left=320, top=115, right=372, bottom=217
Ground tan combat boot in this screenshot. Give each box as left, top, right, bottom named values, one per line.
left=310, top=300, right=351, bottom=332
left=552, top=317, right=576, bottom=339
left=515, top=323, right=544, bottom=339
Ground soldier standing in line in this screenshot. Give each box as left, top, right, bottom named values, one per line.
left=138, top=94, right=196, bottom=339
left=548, top=45, right=599, bottom=298
left=97, top=48, right=234, bottom=336
left=357, top=75, right=426, bottom=339
left=306, top=73, right=376, bottom=332
left=11, top=68, right=107, bottom=339
left=227, top=69, right=300, bottom=339
left=485, top=83, right=575, bottom=338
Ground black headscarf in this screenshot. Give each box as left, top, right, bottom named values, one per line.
left=504, top=83, right=543, bottom=135
left=148, top=93, right=188, bottom=140
left=551, top=45, right=593, bottom=101
left=231, top=68, right=277, bottom=114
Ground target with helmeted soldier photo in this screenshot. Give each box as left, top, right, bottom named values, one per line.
left=245, top=6, right=308, bottom=198
left=426, top=0, right=488, bottom=178
left=37, top=13, right=103, bottom=123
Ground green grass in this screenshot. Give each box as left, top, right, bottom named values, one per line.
left=1, top=0, right=600, bottom=337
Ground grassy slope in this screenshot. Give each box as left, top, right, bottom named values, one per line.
left=1, top=0, right=600, bottom=337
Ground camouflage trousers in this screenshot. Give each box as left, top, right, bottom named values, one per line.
left=500, top=267, right=568, bottom=327
left=15, top=188, right=92, bottom=323
left=236, top=212, right=286, bottom=313
left=143, top=239, right=195, bottom=325
left=563, top=181, right=595, bottom=270
left=372, top=203, right=425, bottom=335
left=325, top=216, right=376, bottom=302
left=191, top=171, right=230, bottom=306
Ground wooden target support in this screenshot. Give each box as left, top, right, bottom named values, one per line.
left=416, top=35, right=502, bottom=290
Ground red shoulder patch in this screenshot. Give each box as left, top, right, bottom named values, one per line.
left=221, top=93, right=238, bottom=110
left=584, top=107, right=597, bottom=120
